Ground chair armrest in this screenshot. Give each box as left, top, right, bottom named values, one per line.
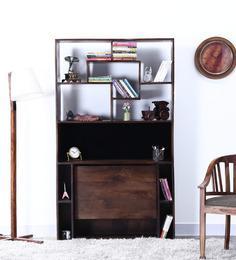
left=198, top=157, right=219, bottom=190
left=198, top=176, right=211, bottom=189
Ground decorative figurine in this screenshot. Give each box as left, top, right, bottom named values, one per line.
left=141, top=106, right=155, bottom=121
left=122, top=102, right=131, bottom=121
left=66, top=110, right=101, bottom=122
left=62, top=56, right=81, bottom=83
left=62, top=182, right=70, bottom=200
left=66, top=110, right=74, bottom=121
left=143, top=66, right=153, bottom=82
left=152, top=100, right=170, bottom=120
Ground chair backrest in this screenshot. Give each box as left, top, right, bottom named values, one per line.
left=206, top=155, right=236, bottom=195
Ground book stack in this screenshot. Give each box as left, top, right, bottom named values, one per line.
left=160, top=215, right=173, bottom=238
left=112, top=42, right=137, bottom=60
left=88, top=75, right=112, bottom=83
left=86, top=52, right=111, bottom=61
left=112, top=79, right=138, bottom=98
left=154, top=60, right=172, bottom=82
left=160, top=178, right=172, bottom=201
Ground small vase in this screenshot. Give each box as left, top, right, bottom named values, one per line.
left=123, top=111, right=130, bottom=121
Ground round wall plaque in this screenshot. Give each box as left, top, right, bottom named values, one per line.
left=195, top=37, right=236, bottom=79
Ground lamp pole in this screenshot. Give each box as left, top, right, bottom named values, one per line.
left=0, top=72, right=43, bottom=243
left=10, top=98, right=17, bottom=238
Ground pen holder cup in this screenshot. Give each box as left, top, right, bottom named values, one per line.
left=152, top=147, right=165, bottom=161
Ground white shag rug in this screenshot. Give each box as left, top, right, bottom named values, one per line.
left=0, top=237, right=236, bottom=260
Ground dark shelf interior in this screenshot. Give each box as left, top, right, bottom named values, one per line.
left=74, top=219, right=158, bottom=238
left=58, top=203, right=72, bottom=239
left=58, top=123, right=172, bottom=162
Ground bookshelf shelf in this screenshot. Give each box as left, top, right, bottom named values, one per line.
left=141, top=81, right=172, bottom=85
left=56, top=38, right=175, bottom=239
left=112, top=97, right=140, bottom=100
left=58, top=200, right=72, bottom=204
left=87, top=60, right=141, bottom=63
left=160, top=200, right=173, bottom=204
left=58, top=160, right=173, bottom=166
left=57, top=120, right=172, bottom=124
left=57, top=82, right=111, bottom=85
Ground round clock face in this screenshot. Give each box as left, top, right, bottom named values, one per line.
left=68, top=147, right=80, bottom=159
left=195, top=37, right=236, bottom=79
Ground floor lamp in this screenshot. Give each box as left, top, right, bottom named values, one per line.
left=0, top=69, right=43, bottom=243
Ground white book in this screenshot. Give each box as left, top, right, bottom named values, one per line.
left=160, top=215, right=173, bottom=238
left=154, top=60, right=172, bottom=82
left=154, top=61, right=165, bottom=82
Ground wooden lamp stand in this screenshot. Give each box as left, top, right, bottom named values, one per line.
left=0, top=73, right=43, bottom=243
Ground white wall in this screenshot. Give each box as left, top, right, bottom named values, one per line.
left=0, top=0, right=235, bottom=237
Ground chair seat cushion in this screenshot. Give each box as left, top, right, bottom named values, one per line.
left=206, top=195, right=236, bottom=207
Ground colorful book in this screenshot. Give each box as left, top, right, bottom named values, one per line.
left=113, top=58, right=137, bottom=61
left=160, top=178, right=172, bottom=201
left=112, top=80, right=128, bottom=98
left=123, top=78, right=138, bottom=98
left=118, top=79, right=135, bottom=98
left=160, top=215, right=173, bottom=238
left=88, top=76, right=112, bottom=83
left=87, top=58, right=112, bottom=61
left=113, top=53, right=137, bottom=58
left=113, top=41, right=137, bottom=47
left=112, top=46, right=137, bottom=53
left=116, top=80, right=130, bottom=97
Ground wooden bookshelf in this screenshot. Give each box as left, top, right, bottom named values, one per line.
left=55, top=38, right=175, bottom=239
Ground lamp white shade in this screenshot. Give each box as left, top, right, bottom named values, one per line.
left=10, top=68, right=43, bottom=101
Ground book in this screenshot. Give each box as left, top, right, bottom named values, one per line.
left=86, top=51, right=111, bottom=61
left=160, top=215, right=173, bottom=238
left=112, top=46, right=137, bottom=53
left=112, top=80, right=128, bottom=98
left=116, top=80, right=131, bottom=97
left=87, top=58, right=112, bottom=61
left=123, top=78, right=138, bottom=97
left=160, top=178, right=172, bottom=201
left=160, top=179, right=168, bottom=200
left=88, top=76, right=112, bottom=83
left=113, top=41, right=137, bottom=47
left=113, top=53, right=137, bottom=58
left=119, top=79, right=135, bottom=98
left=112, top=58, right=136, bottom=61
left=154, top=60, right=172, bottom=82
left=163, top=179, right=173, bottom=201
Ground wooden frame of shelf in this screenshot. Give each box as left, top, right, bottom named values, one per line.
left=55, top=38, right=175, bottom=239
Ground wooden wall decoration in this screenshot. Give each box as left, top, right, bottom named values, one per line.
left=195, top=37, right=236, bottom=79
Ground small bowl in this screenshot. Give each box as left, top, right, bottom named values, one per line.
left=142, top=110, right=155, bottom=121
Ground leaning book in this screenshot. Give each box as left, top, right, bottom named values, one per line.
left=160, top=215, right=173, bottom=238
left=154, top=60, right=172, bottom=82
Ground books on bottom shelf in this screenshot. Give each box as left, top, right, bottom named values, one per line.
left=160, top=178, right=172, bottom=201
left=160, top=215, right=173, bottom=238
left=112, top=79, right=138, bottom=98
left=154, top=60, right=172, bottom=82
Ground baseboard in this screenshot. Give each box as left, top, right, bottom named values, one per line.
left=0, top=225, right=56, bottom=239
left=2, top=223, right=234, bottom=238
left=176, top=223, right=236, bottom=236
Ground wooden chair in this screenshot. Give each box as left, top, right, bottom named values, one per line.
left=198, top=155, right=236, bottom=259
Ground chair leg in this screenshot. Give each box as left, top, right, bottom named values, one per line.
left=200, top=211, right=206, bottom=259
left=224, top=215, right=230, bottom=250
